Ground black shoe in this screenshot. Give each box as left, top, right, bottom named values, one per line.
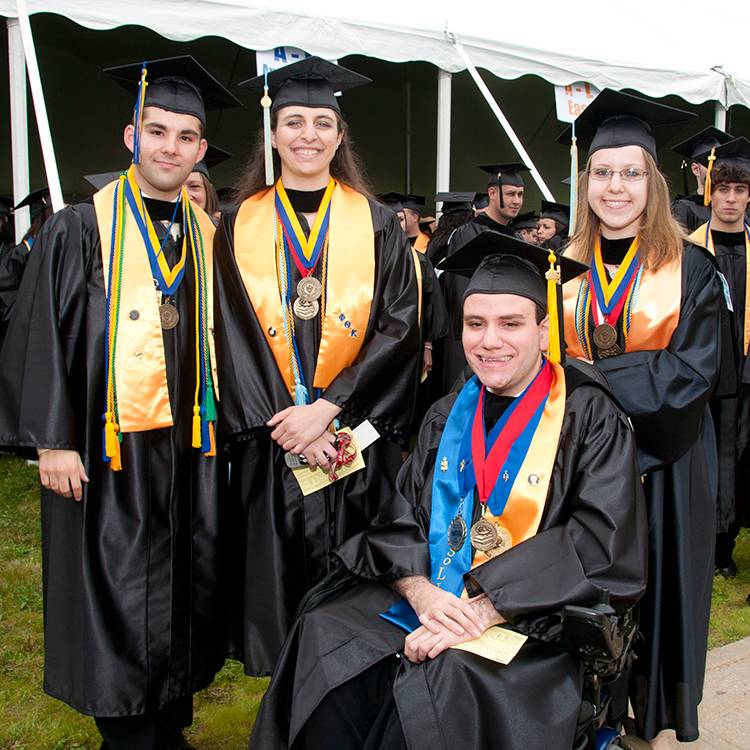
left=715, top=561, right=738, bottom=579
left=170, top=731, right=198, bottom=750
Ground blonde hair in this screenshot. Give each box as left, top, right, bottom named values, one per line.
left=566, top=149, right=687, bottom=270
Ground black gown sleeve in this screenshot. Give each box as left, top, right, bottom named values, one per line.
left=465, top=385, right=647, bottom=622
left=322, top=205, right=421, bottom=428
left=422, top=261, right=449, bottom=342
left=0, top=242, right=30, bottom=336
left=0, top=208, right=93, bottom=449
left=596, top=245, right=724, bottom=471
left=334, top=397, right=453, bottom=581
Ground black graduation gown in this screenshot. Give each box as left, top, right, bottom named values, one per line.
left=249, top=365, right=648, bottom=750
left=0, top=202, right=225, bottom=717
left=437, top=215, right=514, bottom=395
left=0, top=239, right=31, bottom=347
left=411, top=252, right=449, bottom=435
left=706, top=230, right=750, bottom=535
left=588, top=244, right=726, bottom=741
left=213, top=198, right=420, bottom=675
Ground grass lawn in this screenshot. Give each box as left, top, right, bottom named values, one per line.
left=1, top=454, right=749, bottom=749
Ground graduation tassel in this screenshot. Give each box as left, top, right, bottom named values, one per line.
left=703, top=147, right=716, bottom=207
left=201, top=387, right=217, bottom=423
left=192, top=405, right=202, bottom=448
left=132, top=62, right=149, bottom=165
left=681, top=159, right=689, bottom=196
left=104, top=412, right=122, bottom=472
left=545, top=250, right=562, bottom=364
left=294, top=380, right=309, bottom=406
left=262, top=71, right=274, bottom=186
left=568, top=122, right=578, bottom=236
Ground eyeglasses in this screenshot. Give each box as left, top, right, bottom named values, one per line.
left=589, top=167, right=649, bottom=182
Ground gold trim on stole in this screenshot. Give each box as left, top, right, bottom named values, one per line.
left=689, top=222, right=750, bottom=354
left=413, top=231, right=430, bottom=254
left=471, top=361, right=567, bottom=568
left=410, top=247, right=423, bottom=328
left=563, top=255, right=682, bottom=359
left=233, top=181, right=375, bottom=397
left=93, top=180, right=217, bottom=432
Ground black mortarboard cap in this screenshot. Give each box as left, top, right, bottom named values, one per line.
left=377, top=191, right=407, bottom=213
left=511, top=211, right=539, bottom=231
left=14, top=187, right=50, bottom=212
left=192, top=144, right=233, bottom=179
left=672, top=126, right=733, bottom=162
left=238, top=56, right=370, bottom=114
left=436, top=191, right=476, bottom=213
left=540, top=201, right=570, bottom=228
left=556, top=88, right=695, bottom=159
left=0, top=195, right=15, bottom=215
left=478, top=162, right=530, bottom=188
left=438, top=228, right=587, bottom=284
left=695, top=136, right=750, bottom=170
left=84, top=171, right=126, bottom=191
left=474, top=192, right=489, bottom=210
left=104, top=55, right=241, bottom=125
left=402, top=194, right=425, bottom=213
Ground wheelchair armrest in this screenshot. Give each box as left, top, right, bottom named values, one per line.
left=561, top=593, right=636, bottom=676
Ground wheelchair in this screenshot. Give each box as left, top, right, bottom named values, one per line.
left=563, top=591, right=650, bottom=750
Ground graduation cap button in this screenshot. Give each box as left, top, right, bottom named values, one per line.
left=129, top=310, right=140, bottom=321
left=268, top=326, right=277, bottom=337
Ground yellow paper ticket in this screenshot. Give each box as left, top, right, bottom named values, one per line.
left=452, top=626, right=528, bottom=665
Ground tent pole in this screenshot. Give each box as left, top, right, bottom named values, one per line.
left=7, top=17, right=30, bottom=239
left=436, top=68, right=452, bottom=208
left=15, top=0, right=64, bottom=212
left=714, top=101, right=727, bottom=130
left=454, top=43, right=554, bottom=201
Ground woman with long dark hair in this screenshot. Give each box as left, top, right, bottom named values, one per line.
left=213, top=57, right=420, bottom=675
left=560, top=90, right=732, bottom=748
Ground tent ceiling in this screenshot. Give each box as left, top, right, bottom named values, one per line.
left=2, top=1, right=749, bottom=107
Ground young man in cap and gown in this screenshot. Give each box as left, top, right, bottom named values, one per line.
left=212, top=57, right=420, bottom=675
left=0, top=56, right=239, bottom=748
left=248, top=229, right=647, bottom=750
left=439, top=163, right=529, bottom=395
left=686, top=137, right=750, bottom=579
left=671, top=127, right=733, bottom=232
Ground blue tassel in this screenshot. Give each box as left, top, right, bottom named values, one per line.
left=294, top=381, right=309, bottom=406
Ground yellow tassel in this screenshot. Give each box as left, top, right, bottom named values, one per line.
left=104, top=412, right=122, bottom=472
left=568, top=134, right=578, bottom=236
left=545, top=250, right=562, bottom=364
left=704, top=147, right=716, bottom=207
left=192, top=405, right=202, bottom=448
left=206, top=422, right=217, bottom=457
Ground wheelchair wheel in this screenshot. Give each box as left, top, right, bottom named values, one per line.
left=617, top=736, right=652, bottom=749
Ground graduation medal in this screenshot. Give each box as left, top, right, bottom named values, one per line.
left=589, top=237, right=641, bottom=359
left=470, top=511, right=512, bottom=558
left=275, top=179, right=334, bottom=321
left=159, top=302, right=179, bottom=329
left=448, top=514, right=467, bottom=552
left=469, top=361, right=554, bottom=557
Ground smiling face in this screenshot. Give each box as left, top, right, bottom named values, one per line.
left=488, top=184, right=524, bottom=223
left=124, top=106, right=206, bottom=200
left=587, top=145, right=649, bottom=239
left=271, top=106, right=344, bottom=189
left=462, top=293, right=548, bottom=396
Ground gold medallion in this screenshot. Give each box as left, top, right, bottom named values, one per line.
left=471, top=516, right=512, bottom=557
left=159, top=303, right=179, bottom=330
left=293, top=297, right=319, bottom=320
left=297, top=276, right=323, bottom=302
left=592, top=323, right=618, bottom=350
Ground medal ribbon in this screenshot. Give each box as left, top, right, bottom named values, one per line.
left=589, top=236, right=641, bottom=327
left=123, top=166, right=187, bottom=295
left=471, top=361, right=552, bottom=509
left=275, top=178, right=334, bottom=274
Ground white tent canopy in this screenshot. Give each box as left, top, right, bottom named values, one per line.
left=2, top=0, right=750, bottom=107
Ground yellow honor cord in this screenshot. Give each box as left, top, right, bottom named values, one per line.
left=704, top=147, right=716, bottom=207
left=545, top=250, right=562, bottom=364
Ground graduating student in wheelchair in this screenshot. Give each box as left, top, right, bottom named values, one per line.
left=248, top=231, right=648, bottom=750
